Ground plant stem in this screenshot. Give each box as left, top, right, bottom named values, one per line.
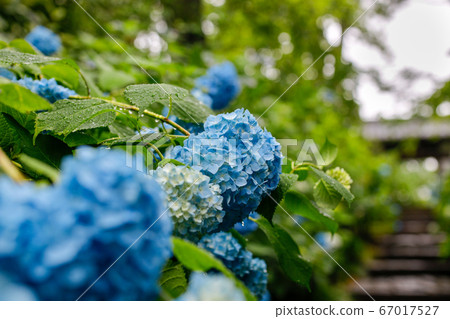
left=70, top=96, right=190, bottom=137
left=0, top=148, right=26, bottom=183
left=290, top=162, right=321, bottom=174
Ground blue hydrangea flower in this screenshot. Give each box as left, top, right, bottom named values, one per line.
left=0, top=147, right=173, bottom=300
left=0, top=275, right=37, bottom=301
left=234, top=212, right=259, bottom=235
left=161, top=106, right=204, bottom=135
left=198, top=232, right=268, bottom=299
left=169, top=108, right=282, bottom=230
left=243, top=258, right=268, bottom=299
left=0, top=68, right=16, bottom=80
left=191, top=88, right=213, bottom=108
left=14, top=77, right=76, bottom=103
left=153, top=163, right=225, bottom=240
left=25, top=26, right=61, bottom=55
left=178, top=272, right=245, bottom=301
left=194, top=61, right=240, bottom=110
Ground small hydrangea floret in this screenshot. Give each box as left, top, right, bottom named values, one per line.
left=15, top=77, right=76, bottom=103
left=25, top=26, right=61, bottom=55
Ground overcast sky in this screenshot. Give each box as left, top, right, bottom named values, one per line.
left=342, top=0, right=450, bottom=121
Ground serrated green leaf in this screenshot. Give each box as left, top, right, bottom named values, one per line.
left=159, top=260, right=187, bottom=299
left=124, top=84, right=213, bottom=123
left=172, top=237, right=256, bottom=300
left=257, top=173, right=298, bottom=222
left=284, top=191, right=338, bottom=233
left=0, top=49, right=60, bottom=65
left=0, top=83, right=52, bottom=113
left=321, top=138, right=338, bottom=166
left=41, top=64, right=80, bottom=90
left=310, top=167, right=354, bottom=205
left=0, top=103, right=36, bottom=131
left=34, top=99, right=116, bottom=141
left=254, top=217, right=312, bottom=290
left=313, top=179, right=342, bottom=209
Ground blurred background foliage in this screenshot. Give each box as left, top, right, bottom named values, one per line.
left=1, top=0, right=447, bottom=300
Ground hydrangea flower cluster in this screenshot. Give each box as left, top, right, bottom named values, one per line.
left=178, top=272, right=245, bottom=301
left=198, top=232, right=268, bottom=299
left=153, top=163, right=225, bottom=240
left=0, top=147, right=173, bottom=300
left=25, top=26, right=61, bottom=55
left=0, top=68, right=16, bottom=80
left=234, top=212, right=259, bottom=235
left=326, top=167, right=353, bottom=190
left=194, top=61, right=240, bottom=110
left=14, top=77, right=76, bottom=103
left=169, top=108, right=282, bottom=230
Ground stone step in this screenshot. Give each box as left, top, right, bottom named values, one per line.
left=377, top=245, right=441, bottom=258
left=377, top=234, right=445, bottom=247
left=351, top=275, right=450, bottom=301
left=368, top=259, right=450, bottom=275
left=396, top=220, right=436, bottom=234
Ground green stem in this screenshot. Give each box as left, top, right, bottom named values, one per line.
left=290, top=162, right=321, bottom=174
left=70, top=96, right=190, bottom=137
left=0, top=148, right=26, bottom=183
left=147, top=142, right=164, bottom=160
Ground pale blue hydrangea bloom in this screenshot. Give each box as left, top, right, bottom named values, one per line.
left=25, top=26, right=61, bottom=55
left=198, top=232, right=268, bottom=299
left=153, top=163, right=225, bottom=240
left=0, top=147, right=173, bottom=300
left=14, top=77, right=76, bottom=103
left=169, top=108, right=282, bottom=230
left=194, top=61, right=240, bottom=110
left=178, top=272, right=245, bottom=301
left=0, top=68, right=16, bottom=80
left=191, top=88, right=213, bottom=108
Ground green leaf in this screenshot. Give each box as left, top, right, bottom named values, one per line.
left=0, top=83, right=52, bottom=113
left=313, top=179, right=342, bottom=210
left=18, top=154, right=59, bottom=182
left=34, top=99, right=116, bottom=141
left=124, top=84, right=214, bottom=123
left=159, top=260, right=187, bottom=299
left=9, top=39, right=37, bottom=54
left=0, top=49, right=60, bottom=65
left=256, top=173, right=298, bottom=222
left=41, top=64, right=80, bottom=90
left=172, top=237, right=256, bottom=300
left=284, top=191, right=338, bottom=233
left=98, top=69, right=136, bottom=91
left=321, top=138, right=338, bottom=166
left=254, top=217, right=312, bottom=290
left=310, top=167, right=354, bottom=205
left=0, top=113, right=70, bottom=168
left=230, top=229, right=247, bottom=248
left=0, top=103, right=36, bottom=131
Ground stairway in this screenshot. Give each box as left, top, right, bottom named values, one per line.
left=350, top=208, right=450, bottom=301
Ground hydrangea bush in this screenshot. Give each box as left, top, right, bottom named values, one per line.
left=0, top=35, right=355, bottom=301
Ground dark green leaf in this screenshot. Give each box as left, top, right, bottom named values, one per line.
left=321, top=138, right=338, bottom=166
left=124, top=84, right=213, bottom=123
left=0, top=83, right=52, bottom=113
left=0, top=103, right=36, bottom=131
left=34, top=99, right=116, bottom=141
left=159, top=260, right=187, bottom=299
left=284, top=191, right=338, bottom=233
left=172, top=237, right=256, bottom=300
left=0, top=113, right=70, bottom=168
left=310, top=167, right=354, bottom=205
left=0, top=49, right=60, bottom=65
left=254, top=217, right=312, bottom=290
left=230, top=229, right=247, bottom=248
left=257, top=173, right=298, bottom=222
